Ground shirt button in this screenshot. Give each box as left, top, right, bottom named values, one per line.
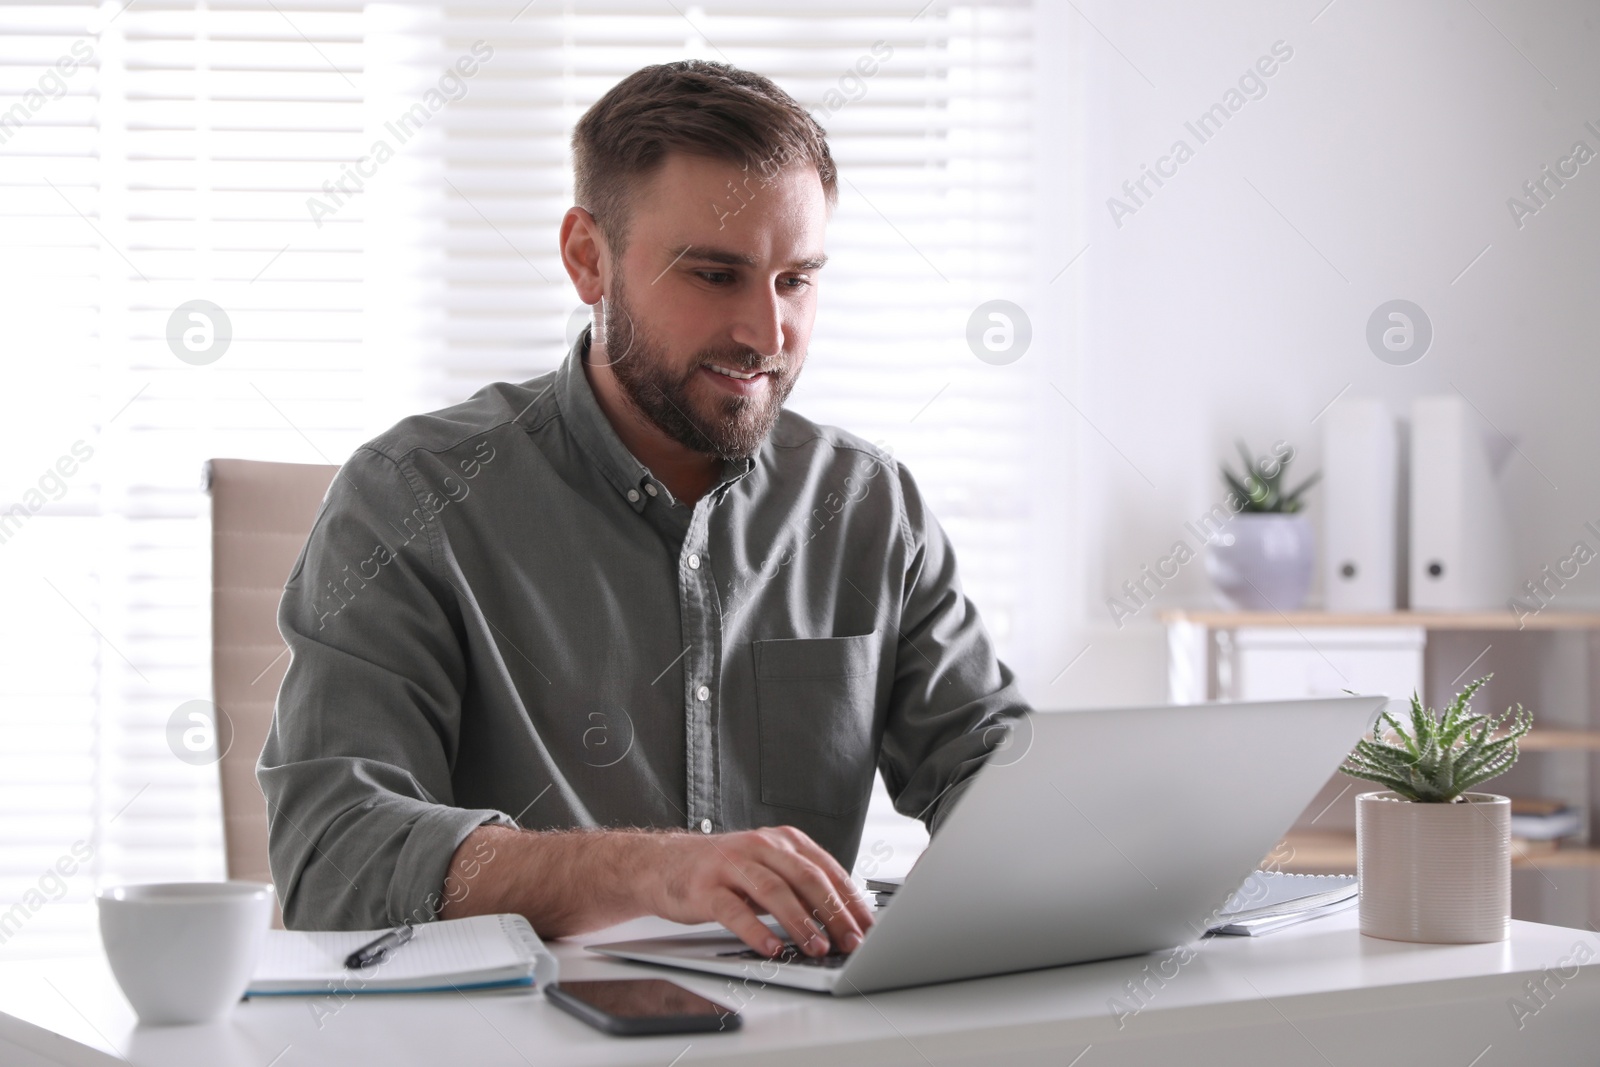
left=644, top=483, right=658, bottom=497
left=699, top=819, right=713, bottom=834
left=696, top=685, right=710, bottom=701
left=626, top=489, right=640, bottom=503
left=687, top=553, right=701, bottom=569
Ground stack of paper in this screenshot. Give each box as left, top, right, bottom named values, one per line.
left=865, top=877, right=903, bottom=909
left=1510, top=797, right=1583, bottom=842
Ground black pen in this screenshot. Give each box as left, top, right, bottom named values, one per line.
left=344, top=922, right=414, bottom=970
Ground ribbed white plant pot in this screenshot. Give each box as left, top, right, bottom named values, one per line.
left=1356, top=791, right=1510, bottom=943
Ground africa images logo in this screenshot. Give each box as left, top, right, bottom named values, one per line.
left=1365, top=299, right=1432, bottom=366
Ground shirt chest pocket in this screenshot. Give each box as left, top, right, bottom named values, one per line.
left=753, top=632, right=882, bottom=818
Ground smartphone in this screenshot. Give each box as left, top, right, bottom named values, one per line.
left=545, top=978, right=742, bottom=1036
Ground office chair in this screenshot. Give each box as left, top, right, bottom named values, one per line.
left=204, top=458, right=339, bottom=923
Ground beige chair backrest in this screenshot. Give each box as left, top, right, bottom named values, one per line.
left=205, top=458, right=339, bottom=907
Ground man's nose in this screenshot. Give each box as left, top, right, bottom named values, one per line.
left=730, top=285, right=784, bottom=359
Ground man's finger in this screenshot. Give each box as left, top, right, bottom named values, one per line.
left=778, top=829, right=877, bottom=939
left=729, top=863, right=833, bottom=956
left=760, top=847, right=867, bottom=952
left=822, top=871, right=875, bottom=946
left=707, top=887, right=784, bottom=956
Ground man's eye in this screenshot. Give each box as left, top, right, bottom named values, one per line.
left=781, top=276, right=812, bottom=290
left=696, top=271, right=733, bottom=285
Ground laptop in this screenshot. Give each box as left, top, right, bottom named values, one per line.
left=589, top=696, right=1385, bottom=995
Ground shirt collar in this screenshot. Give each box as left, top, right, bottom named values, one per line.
left=554, top=326, right=756, bottom=513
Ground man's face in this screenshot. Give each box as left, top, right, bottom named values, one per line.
left=599, top=153, right=828, bottom=461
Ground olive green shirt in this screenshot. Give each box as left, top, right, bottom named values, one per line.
left=259, top=331, right=1029, bottom=929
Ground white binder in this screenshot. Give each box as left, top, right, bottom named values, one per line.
left=1409, top=395, right=1513, bottom=610
left=1322, top=397, right=1399, bottom=611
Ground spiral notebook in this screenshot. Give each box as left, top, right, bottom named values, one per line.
left=868, top=870, right=1358, bottom=937
left=246, top=913, right=559, bottom=996
left=1209, top=871, right=1358, bottom=936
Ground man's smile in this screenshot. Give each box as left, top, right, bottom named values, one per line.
left=699, top=362, right=775, bottom=397
left=703, top=363, right=762, bottom=380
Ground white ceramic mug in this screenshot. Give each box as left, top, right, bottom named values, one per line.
left=97, top=881, right=273, bottom=1025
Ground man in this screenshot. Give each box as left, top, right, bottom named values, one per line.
left=260, top=60, right=1029, bottom=960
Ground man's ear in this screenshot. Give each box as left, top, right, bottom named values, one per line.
left=559, top=206, right=609, bottom=305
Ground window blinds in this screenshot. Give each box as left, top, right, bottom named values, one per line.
left=0, top=0, right=1035, bottom=958
left=1, top=0, right=373, bottom=959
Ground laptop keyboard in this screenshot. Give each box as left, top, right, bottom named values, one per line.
left=715, top=945, right=852, bottom=969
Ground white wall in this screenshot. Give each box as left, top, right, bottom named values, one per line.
left=1016, top=0, right=1600, bottom=710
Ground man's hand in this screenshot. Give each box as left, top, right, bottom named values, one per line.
left=439, top=823, right=874, bottom=959
left=642, top=825, right=875, bottom=958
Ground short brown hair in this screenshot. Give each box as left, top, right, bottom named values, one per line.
left=572, top=60, right=837, bottom=253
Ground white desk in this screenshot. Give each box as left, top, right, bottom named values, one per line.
left=4, top=911, right=1599, bottom=1067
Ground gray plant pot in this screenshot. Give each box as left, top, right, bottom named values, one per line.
left=1204, top=513, right=1315, bottom=611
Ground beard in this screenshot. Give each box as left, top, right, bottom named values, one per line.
left=598, top=273, right=799, bottom=462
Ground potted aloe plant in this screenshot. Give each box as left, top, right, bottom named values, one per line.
left=1341, top=675, right=1532, bottom=943
left=1204, top=441, right=1321, bottom=610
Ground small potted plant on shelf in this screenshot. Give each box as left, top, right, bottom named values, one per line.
left=1341, top=675, right=1532, bottom=943
left=1204, top=441, right=1320, bottom=610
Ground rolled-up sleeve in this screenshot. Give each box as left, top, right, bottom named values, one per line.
left=877, top=462, right=1031, bottom=834
left=258, top=446, right=512, bottom=930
